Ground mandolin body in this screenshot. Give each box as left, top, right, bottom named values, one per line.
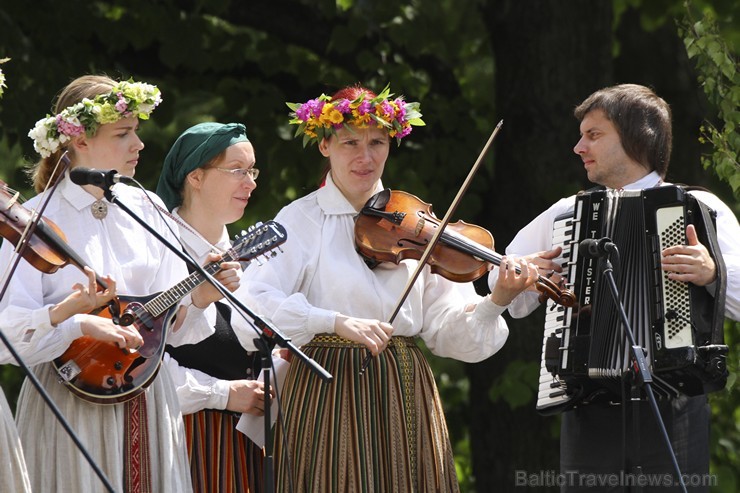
left=52, top=295, right=174, bottom=405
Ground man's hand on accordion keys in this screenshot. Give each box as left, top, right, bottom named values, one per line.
left=661, top=224, right=717, bottom=287
left=521, top=247, right=565, bottom=294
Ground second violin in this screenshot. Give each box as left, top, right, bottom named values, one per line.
left=354, top=188, right=576, bottom=307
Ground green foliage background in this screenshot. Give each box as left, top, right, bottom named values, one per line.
left=0, top=0, right=737, bottom=491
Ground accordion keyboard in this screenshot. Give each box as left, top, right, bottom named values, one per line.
left=535, top=211, right=578, bottom=413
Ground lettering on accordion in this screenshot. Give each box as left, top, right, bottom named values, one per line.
left=536, top=185, right=728, bottom=415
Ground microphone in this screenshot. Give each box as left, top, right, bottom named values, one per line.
left=579, top=237, right=617, bottom=259
left=69, top=167, right=136, bottom=189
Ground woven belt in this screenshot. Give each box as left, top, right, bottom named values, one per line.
left=304, top=334, right=417, bottom=349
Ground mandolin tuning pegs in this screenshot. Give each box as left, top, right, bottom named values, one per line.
left=246, top=221, right=263, bottom=234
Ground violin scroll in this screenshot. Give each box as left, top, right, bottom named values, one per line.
left=536, top=274, right=577, bottom=307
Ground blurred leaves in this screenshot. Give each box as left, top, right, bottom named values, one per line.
left=679, top=3, right=740, bottom=198
left=487, top=359, right=540, bottom=410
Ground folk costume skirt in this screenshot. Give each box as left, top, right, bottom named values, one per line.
left=183, top=409, right=265, bottom=493
left=0, top=388, right=31, bottom=493
left=15, top=362, right=192, bottom=493
left=274, top=334, right=460, bottom=493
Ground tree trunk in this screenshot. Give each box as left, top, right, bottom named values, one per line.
left=468, top=1, right=613, bottom=491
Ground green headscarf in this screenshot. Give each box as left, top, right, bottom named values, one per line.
left=157, top=122, right=249, bottom=210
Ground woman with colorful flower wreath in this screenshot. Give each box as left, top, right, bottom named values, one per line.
left=232, top=83, right=540, bottom=492
left=0, top=58, right=33, bottom=493
left=0, top=74, right=240, bottom=492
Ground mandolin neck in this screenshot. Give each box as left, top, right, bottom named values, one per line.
left=143, top=246, right=238, bottom=318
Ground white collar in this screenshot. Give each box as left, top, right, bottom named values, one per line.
left=316, top=172, right=384, bottom=215
left=171, top=207, right=230, bottom=258
left=617, top=171, right=662, bottom=191
left=59, top=171, right=122, bottom=211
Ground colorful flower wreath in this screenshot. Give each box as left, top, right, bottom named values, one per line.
left=28, top=79, right=163, bottom=158
left=286, top=84, right=424, bottom=147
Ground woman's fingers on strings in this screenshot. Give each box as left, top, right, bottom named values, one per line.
left=102, top=274, right=117, bottom=297
left=119, top=325, right=144, bottom=348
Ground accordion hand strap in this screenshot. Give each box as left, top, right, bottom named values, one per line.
left=694, top=197, right=727, bottom=341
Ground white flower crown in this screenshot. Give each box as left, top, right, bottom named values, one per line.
left=28, top=79, right=162, bottom=158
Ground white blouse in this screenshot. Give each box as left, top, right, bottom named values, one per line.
left=233, top=173, right=511, bottom=363
left=162, top=209, right=233, bottom=414
left=0, top=174, right=212, bottom=365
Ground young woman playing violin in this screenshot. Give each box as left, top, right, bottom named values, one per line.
left=0, top=75, right=239, bottom=492
left=233, top=84, right=540, bottom=492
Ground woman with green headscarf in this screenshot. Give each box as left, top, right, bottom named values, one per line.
left=156, top=122, right=269, bottom=493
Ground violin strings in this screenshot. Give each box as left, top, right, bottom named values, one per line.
left=440, top=228, right=512, bottom=269
left=442, top=227, right=556, bottom=283
left=0, top=183, right=24, bottom=200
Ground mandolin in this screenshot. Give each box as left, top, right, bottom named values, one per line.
left=52, top=221, right=287, bottom=405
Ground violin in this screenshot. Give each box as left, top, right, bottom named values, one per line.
left=0, top=180, right=123, bottom=316
left=354, top=188, right=576, bottom=307
left=0, top=180, right=72, bottom=273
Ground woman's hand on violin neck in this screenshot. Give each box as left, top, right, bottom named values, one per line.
left=334, top=314, right=394, bottom=356
left=49, top=267, right=117, bottom=326
left=489, top=256, right=540, bottom=307
left=79, top=314, right=144, bottom=350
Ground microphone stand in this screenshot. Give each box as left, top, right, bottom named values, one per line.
left=597, top=249, right=687, bottom=493
left=0, top=159, right=116, bottom=493
left=252, top=337, right=275, bottom=493
left=100, top=178, right=332, bottom=493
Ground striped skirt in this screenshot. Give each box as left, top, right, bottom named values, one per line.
left=274, top=334, right=460, bottom=493
left=183, top=409, right=264, bottom=493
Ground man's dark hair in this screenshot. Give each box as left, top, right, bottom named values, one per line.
left=574, top=84, right=672, bottom=178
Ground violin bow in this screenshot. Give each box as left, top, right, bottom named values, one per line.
left=360, top=120, right=504, bottom=374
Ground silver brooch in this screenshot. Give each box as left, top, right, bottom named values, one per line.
left=91, top=199, right=108, bottom=219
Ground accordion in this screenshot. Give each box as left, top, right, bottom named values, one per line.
left=536, top=185, right=728, bottom=415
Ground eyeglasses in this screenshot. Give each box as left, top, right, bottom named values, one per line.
left=210, top=167, right=260, bottom=180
